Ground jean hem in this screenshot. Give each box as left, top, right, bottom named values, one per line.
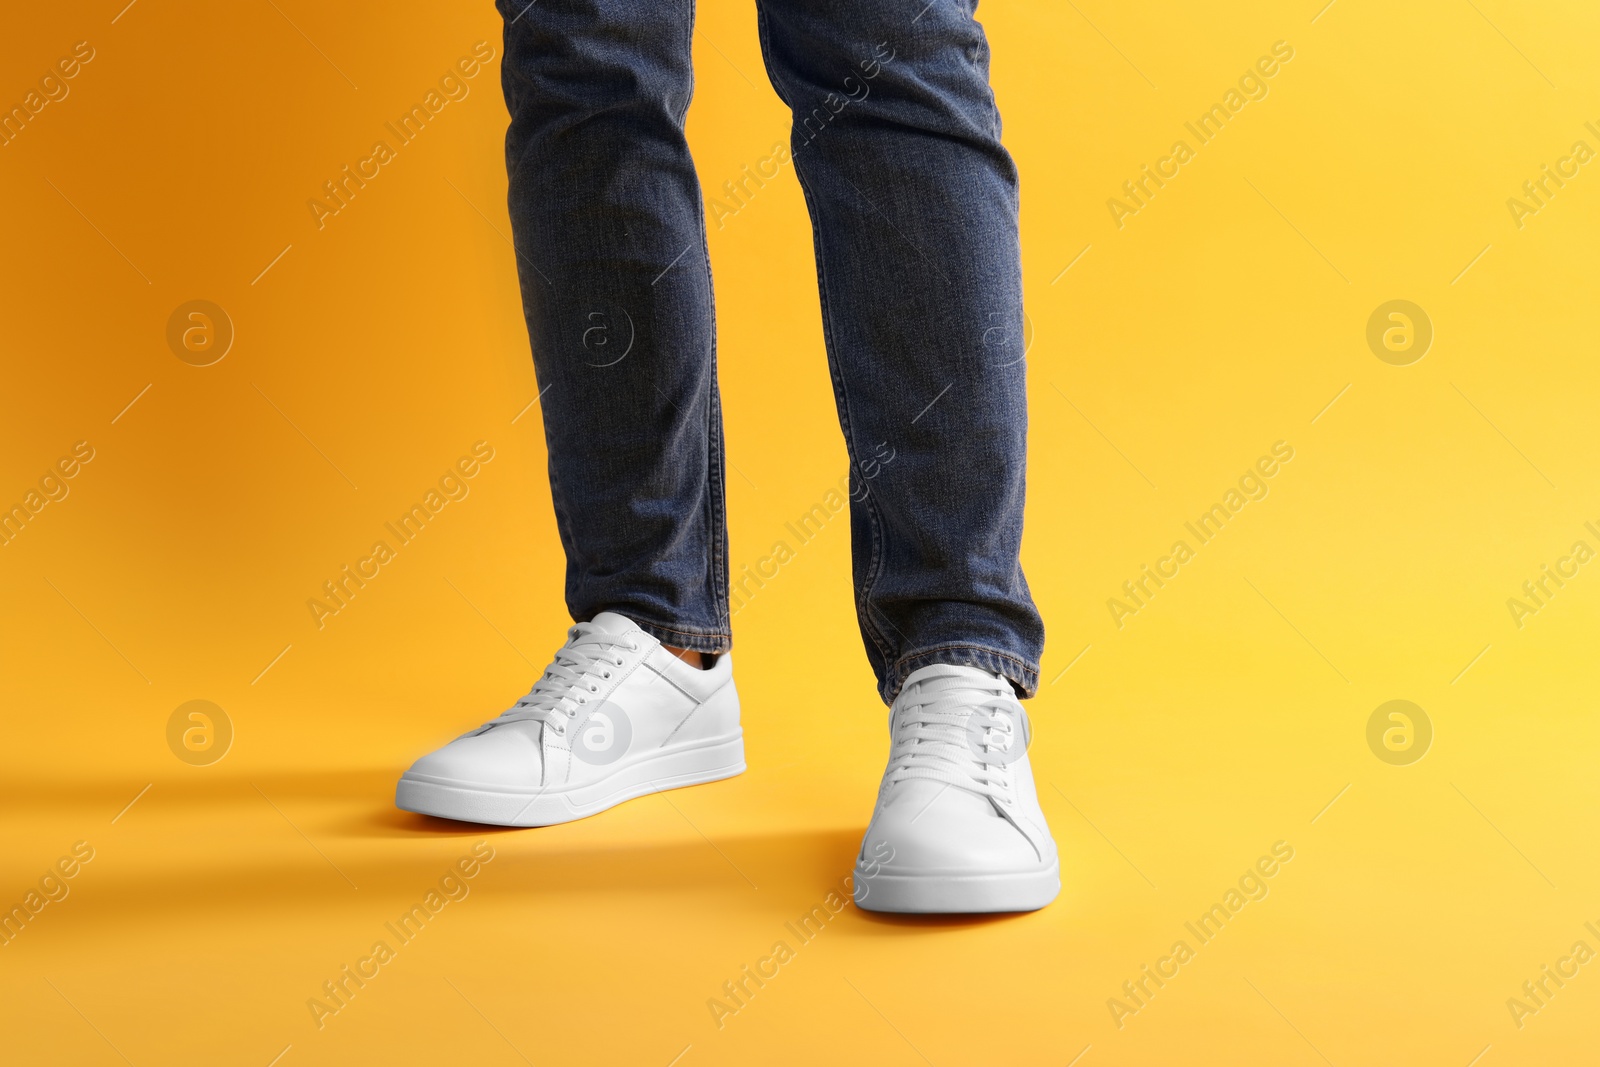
left=884, top=643, right=1040, bottom=705
left=625, top=618, right=732, bottom=654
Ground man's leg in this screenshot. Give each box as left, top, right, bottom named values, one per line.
left=393, top=1, right=745, bottom=828
left=753, top=0, right=1042, bottom=703
left=498, top=0, right=729, bottom=656
left=755, top=0, right=1057, bottom=912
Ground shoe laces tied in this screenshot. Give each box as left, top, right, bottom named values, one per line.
left=885, top=670, right=1021, bottom=801
left=486, top=623, right=640, bottom=737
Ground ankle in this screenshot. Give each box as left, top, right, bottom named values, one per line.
left=663, top=644, right=708, bottom=669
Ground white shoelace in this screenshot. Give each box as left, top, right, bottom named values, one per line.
left=885, top=669, right=1023, bottom=802
left=484, top=623, right=640, bottom=739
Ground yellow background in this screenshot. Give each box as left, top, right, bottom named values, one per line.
left=3, top=0, right=1599, bottom=1063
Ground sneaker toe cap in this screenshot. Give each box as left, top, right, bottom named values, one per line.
left=407, top=726, right=543, bottom=789
left=863, top=783, right=1047, bottom=872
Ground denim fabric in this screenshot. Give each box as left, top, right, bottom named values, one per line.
left=497, top=0, right=1044, bottom=703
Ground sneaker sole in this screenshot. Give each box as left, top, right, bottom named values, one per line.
left=395, top=733, right=745, bottom=827
left=852, top=861, right=1061, bottom=914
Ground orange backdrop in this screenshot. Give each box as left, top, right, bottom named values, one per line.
left=3, top=1, right=1599, bottom=1064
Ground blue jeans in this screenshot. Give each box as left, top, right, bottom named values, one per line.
left=497, top=0, right=1043, bottom=703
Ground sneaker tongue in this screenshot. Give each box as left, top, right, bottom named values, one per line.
left=586, top=611, right=640, bottom=636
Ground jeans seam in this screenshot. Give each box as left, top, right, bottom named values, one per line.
left=697, top=181, right=728, bottom=631
left=706, top=352, right=728, bottom=629
left=755, top=4, right=896, bottom=670
left=687, top=0, right=729, bottom=634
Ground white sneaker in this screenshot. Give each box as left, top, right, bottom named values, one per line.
left=395, top=611, right=744, bottom=826
left=854, top=664, right=1060, bottom=913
